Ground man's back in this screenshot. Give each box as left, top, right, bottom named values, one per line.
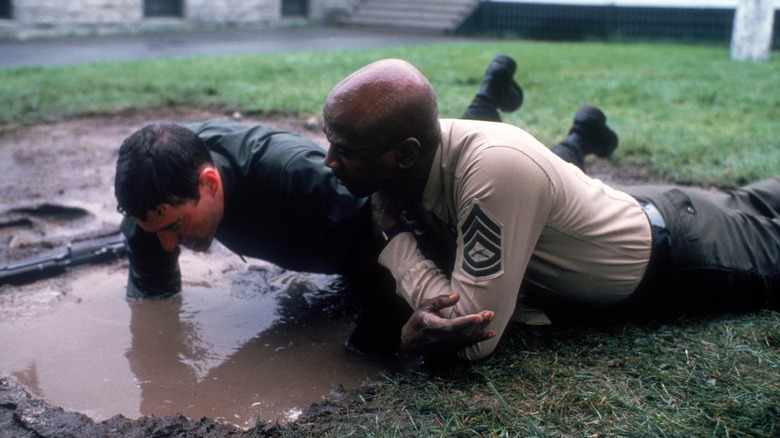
left=189, top=119, right=369, bottom=274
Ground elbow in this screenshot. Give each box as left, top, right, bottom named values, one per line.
left=458, top=337, right=500, bottom=362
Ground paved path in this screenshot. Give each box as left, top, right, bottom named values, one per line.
left=0, top=26, right=469, bottom=68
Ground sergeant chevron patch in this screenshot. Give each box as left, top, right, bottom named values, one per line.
left=461, top=200, right=503, bottom=279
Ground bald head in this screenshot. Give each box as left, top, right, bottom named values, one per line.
left=323, top=59, right=439, bottom=148
left=321, top=59, right=442, bottom=197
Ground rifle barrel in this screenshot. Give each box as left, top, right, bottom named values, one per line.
left=0, top=232, right=127, bottom=286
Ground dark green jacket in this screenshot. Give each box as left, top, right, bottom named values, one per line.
left=123, top=119, right=370, bottom=298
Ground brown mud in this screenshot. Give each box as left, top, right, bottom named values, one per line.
left=0, top=106, right=663, bottom=437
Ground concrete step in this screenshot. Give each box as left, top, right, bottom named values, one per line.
left=341, top=0, right=480, bottom=33
left=361, top=0, right=476, bottom=6
left=357, top=4, right=472, bottom=15
left=348, top=11, right=461, bottom=25
left=345, top=17, right=458, bottom=31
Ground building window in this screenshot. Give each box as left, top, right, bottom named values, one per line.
left=144, top=0, right=184, bottom=18
left=282, top=0, right=308, bottom=17
left=0, top=0, right=12, bottom=19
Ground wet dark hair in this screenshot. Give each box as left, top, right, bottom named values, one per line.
left=114, top=122, right=213, bottom=221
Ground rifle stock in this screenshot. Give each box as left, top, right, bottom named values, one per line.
left=0, top=231, right=127, bottom=286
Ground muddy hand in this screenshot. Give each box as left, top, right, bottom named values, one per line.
left=400, top=293, right=495, bottom=356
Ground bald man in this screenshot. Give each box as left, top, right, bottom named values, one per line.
left=322, top=58, right=780, bottom=361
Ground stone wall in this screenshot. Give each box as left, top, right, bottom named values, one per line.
left=308, top=0, right=361, bottom=25
left=0, top=0, right=354, bottom=39
left=6, top=0, right=141, bottom=37
left=188, top=0, right=279, bottom=26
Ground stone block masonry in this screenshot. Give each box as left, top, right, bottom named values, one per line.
left=0, top=0, right=353, bottom=39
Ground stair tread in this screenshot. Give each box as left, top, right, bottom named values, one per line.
left=340, top=0, right=480, bottom=32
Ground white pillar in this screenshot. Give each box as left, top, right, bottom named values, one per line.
left=730, top=0, right=775, bottom=61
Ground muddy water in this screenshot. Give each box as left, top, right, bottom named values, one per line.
left=0, top=242, right=391, bottom=428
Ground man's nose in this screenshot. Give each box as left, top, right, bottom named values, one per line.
left=157, top=231, right=179, bottom=252
left=324, top=146, right=339, bottom=170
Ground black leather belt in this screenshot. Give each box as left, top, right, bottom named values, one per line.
left=642, top=201, right=666, bottom=229
left=638, top=199, right=671, bottom=274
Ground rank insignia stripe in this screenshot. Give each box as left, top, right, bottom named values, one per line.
left=460, top=201, right=503, bottom=279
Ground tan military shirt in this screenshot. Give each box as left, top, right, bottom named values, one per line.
left=379, top=119, right=652, bottom=360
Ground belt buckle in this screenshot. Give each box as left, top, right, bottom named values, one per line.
left=642, top=202, right=666, bottom=229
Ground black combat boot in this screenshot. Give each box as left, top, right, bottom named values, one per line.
left=549, top=141, right=587, bottom=171
left=569, top=104, right=619, bottom=158
left=551, top=104, right=618, bottom=172
left=477, top=55, right=524, bottom=113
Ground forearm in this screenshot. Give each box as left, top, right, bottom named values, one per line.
left=378, top=232, right=449, bottom=306
left=121, top=217, right=181, bottom=299
left=379, top=232, right=512, bottom=361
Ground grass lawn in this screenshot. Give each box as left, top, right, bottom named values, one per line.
left=1, top=40, right=778, bottom=187
left=283, top=311, right=780, bottom=436
left=1, top=38, right=778, bottom=436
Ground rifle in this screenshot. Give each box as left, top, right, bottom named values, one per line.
left=0, top=231, right=127, bottom=286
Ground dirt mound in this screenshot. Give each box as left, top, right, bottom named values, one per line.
left=1, top=376, right=249, bottom=437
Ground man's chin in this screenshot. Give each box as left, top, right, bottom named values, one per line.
left=347, top=187, right=371, bottom=198
left=339, top=180, right=372, bottom=198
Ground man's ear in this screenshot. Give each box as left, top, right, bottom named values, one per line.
left=198, top=166, right=221, bottom=196
left=395, top=138, right=421, bottom=170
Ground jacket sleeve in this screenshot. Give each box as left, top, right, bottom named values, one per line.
left=379, top=147, right=554, bottom=360
left=121, top=216, right=181, bottom=299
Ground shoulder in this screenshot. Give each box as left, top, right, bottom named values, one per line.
left=188, top=119, right=304, bottom=144
left=441, top=120, right=554, bottom=178
left=437, top=120, right=561, bottom=205
left=441, top=119, right=545, bottom=149
left=441, top=119, right=551, bottom=168
left=188, top=119, right=323, bottom=160
left=187, top=118, right=245, bottom=136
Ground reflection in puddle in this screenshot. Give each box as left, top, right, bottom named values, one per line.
left=0, top=243, right=392, bottom=428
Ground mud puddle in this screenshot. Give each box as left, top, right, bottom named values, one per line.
left=0, top=241, right=390, bottom=428
left=0, top=108, right=403, bottom=429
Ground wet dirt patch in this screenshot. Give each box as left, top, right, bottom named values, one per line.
left=0, top=247, right=387, bottom=428
left=0, top=106, right=664, bottom=436
left=0, top=106, right=394, bottom=436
